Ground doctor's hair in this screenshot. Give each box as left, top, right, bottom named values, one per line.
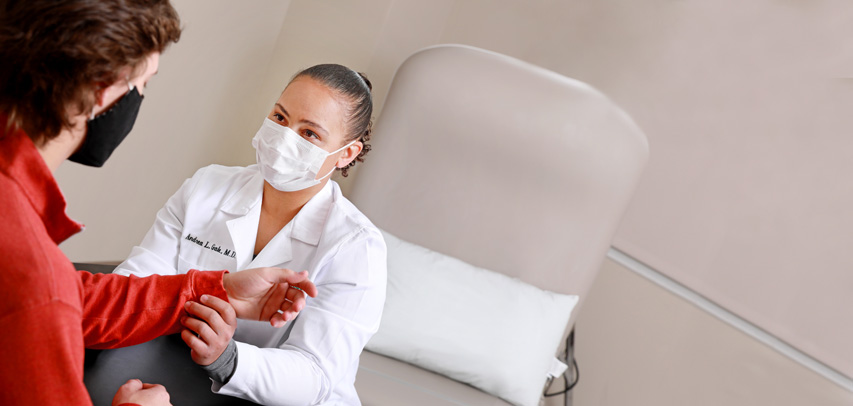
left=291, top=64, right=373, bottom=177
left=0, top=0, right=182, bottom=145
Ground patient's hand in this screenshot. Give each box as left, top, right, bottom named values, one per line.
left=112, top=379, right=171, bottom=406
left=181, top=294, right=236, bottom=366
left=222, top=267, right=318, bottom=327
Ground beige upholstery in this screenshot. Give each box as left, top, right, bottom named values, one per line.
left=350, top=44, right=648, bottom=405
left=358, top=351, right=513, bottom=406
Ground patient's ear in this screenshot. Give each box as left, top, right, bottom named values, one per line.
left=94, top=86, right=107, bottom=107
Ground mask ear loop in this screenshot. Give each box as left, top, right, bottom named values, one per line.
left=316, top=139, right=358, bottom=181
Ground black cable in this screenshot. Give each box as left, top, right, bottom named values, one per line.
left=543, top=329, right=579, bottom=402
left=543, top=358, right=579, bottom=397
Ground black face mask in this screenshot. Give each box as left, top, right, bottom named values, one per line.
left=68, top=86, right=144, bottom=167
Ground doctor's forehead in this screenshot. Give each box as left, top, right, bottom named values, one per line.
left=275, top=79, right=348, bottom=126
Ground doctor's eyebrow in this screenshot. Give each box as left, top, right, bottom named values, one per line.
left=275, top=103, right=329, bottom=137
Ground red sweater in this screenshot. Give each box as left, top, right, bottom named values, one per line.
left=0, top=119, right=229, bottom=405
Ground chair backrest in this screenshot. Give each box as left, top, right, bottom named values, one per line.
left=349, top=44, right=648, bottom=327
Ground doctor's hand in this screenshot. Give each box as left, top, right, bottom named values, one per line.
left=222, top=267, right=318, bottom=327
left=181, top=294, right=236, bottom=366
left=112, top=379, right=172, bottom=406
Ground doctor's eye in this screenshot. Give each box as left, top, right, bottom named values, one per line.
left=303, top=129, right=319, bottom=140
left=272, top=113, right=285, bottom=122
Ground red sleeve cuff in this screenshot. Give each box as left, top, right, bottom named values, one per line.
left=187, top=269, right=230, bottom=303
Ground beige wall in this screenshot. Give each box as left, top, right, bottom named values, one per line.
left=57, top=0, right=852, bottom=404
left=570, top=259, right=853, bottom=406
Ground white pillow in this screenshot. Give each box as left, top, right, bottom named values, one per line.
left=366, top=230, right=579, bottom=406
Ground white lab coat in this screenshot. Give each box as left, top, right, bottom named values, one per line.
left=114, top=164, right=387, bottom=406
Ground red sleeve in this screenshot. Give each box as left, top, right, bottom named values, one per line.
left=80, top=269, right=229, bottom=349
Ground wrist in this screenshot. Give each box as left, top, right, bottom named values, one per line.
left=202, top=339, right=238, bottom=384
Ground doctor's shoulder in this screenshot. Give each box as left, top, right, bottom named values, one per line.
left=316, top=185, right=387, bottom=285
left=181, top=164, right=261, bottom=205
left=326, top=182, right=382, bottom=242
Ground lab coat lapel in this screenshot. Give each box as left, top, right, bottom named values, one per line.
left=250, top=222, right=293, bottom=268
left=250, top=181, right=334, bottom=269
left=223, top=170, right=264, bottom=270
left=226, top=207, right=262, bottom=270
left=290, top=181, right=333, bottom=246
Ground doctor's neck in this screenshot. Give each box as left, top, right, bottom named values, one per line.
left=261, top=179, right=327, bottom=218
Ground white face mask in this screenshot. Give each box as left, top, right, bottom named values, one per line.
left=252, top=118, right=355, bottom=192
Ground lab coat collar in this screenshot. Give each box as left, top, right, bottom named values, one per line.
left=246, top=180, right=334, bottom=269
left=290, top=180, right=334, bottom=246
left=223, top=169, right=335, bottom=268
left=221, top=167, right=264, bottom=216
left=221, top=167, right=263, bottom=268
left=220, top=168, right=334, bottom=246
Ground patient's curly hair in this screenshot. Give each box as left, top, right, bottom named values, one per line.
left=290, top=64, right=373, bottom=177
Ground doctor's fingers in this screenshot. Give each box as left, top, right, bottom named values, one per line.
left=180, top=328, right=212, bottom=364
left=199, top=294, right=237, bottom=326
left=278, top=288, right=307, bottom=321
left=182, top=307, right=233, bottom=347
left=262, top=285, right=306, bottom=328
left=270, top=307, right=301, bottom=328
left=271, top=284, right=308, bottom=316
left=258, top=283, right=290, bottom=323
left=266, top=269, right=318, bottom=298
left=291, top=278, right=318, bottom=298
left=181, top=316, right=220, bottom=344
left=285, top=284, right=307, bottom=304
left=180, top=327, right=206, bottom=350
left=185, top=300, right=232, bottom=332
left=279, top=288, right=307, bottom=318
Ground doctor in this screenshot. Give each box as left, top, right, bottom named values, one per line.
left=112, top=64, right=387, bottom=406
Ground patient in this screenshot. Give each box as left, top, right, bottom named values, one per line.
left=103, top=64, right=387, bottom=405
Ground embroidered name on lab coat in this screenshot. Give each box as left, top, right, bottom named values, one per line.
left=185, top=233, right=236, bottom=258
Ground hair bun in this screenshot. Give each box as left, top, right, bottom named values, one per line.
left=357, top=72, right=373, bottom=92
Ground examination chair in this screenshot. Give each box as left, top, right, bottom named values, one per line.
left=348, top=44, right=648, bottom=406
left=79, top=45, right=647, bottom=406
